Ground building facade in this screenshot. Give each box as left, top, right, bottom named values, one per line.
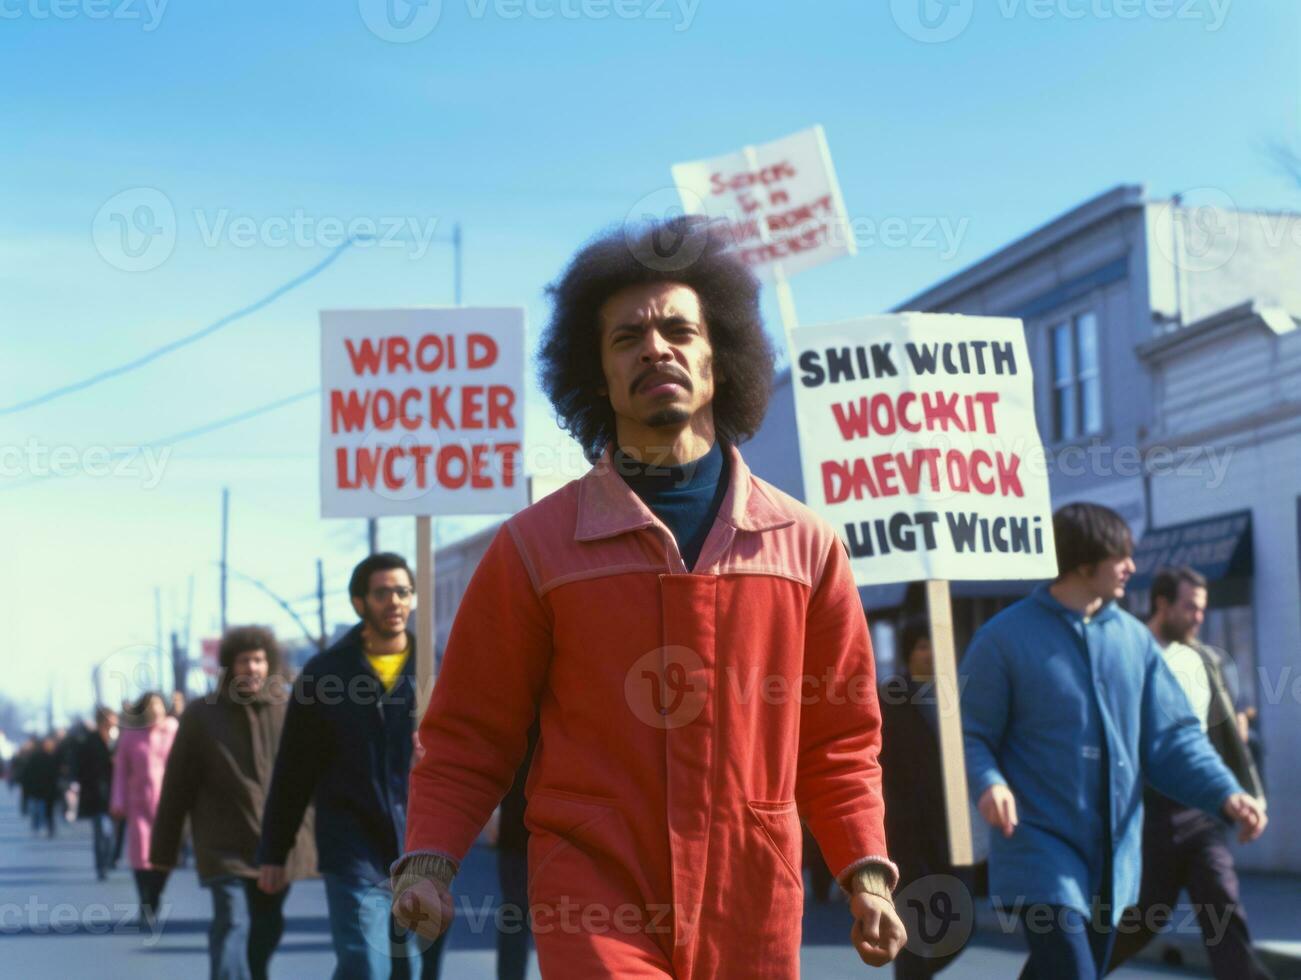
left=1135, top=300, right=1301, bottom=872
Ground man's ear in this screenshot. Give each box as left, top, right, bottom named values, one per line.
left=350, top=596, right=365, bottom=619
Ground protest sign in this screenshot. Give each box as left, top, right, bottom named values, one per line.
left=320, top=307, right=527, bottom=519
left=200, top=637, right=220, bottom=680
left=671, top=125, right=854, bottom=282
left=792, top=313, right=1058, bottom=587
left=793, top=312, right=1059, bottom=868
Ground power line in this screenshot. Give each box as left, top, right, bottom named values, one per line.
left=147, top=388, right=318, bottom=447
left=0, top=388, right=319, bottom=494
left=0, top=237, right=362, bottom=417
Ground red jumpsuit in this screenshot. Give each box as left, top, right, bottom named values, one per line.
left=406, top=445, right=894, bottom=977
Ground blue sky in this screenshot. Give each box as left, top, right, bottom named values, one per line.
left=1, top=0, right=1296, bottom=715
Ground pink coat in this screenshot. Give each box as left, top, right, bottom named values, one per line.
left=110, top=716, right=178, bottom=870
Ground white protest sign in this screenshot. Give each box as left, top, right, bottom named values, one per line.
left=791, top=313, right=1058, bottom=586
left=671, top=125, right=854, bottom=280
left=320, top=307, right=527, bottom=518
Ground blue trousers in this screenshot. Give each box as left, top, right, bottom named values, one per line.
left=30, top=797, right=54, bottom=836
left=207, top=875, right=288, bottom=980
left=1018, top=905, right=1117, bottom=980
left=322, top=873, right=446, bottom=980
left=90, top=813, right=114, bottom=879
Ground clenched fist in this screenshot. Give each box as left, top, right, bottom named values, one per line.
left=393, top=876, right=455, bottom=942
left=850, top=892, right=907, bottom=966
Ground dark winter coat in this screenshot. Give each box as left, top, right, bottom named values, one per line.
left=151, top=691, right=316, bottom=883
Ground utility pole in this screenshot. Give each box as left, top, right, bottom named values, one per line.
left=170, top=630, right=185, bottom=698
left=185, top=574, right=195, bottom=660
left=1170, top=191, right=1185, bottom=328
left=317, top=558, right=326, bottom=651
left=367, top=518, right=378, bottom=554
left=220, top=487, right=230, bottom=633
left=154, top=587, right=164, bottom=692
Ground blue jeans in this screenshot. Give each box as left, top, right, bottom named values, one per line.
left=90, top=813, right=114, bottom=879
left=1018, top=905, right=1117, bottom=980
left=29, top=797, right=54, bottom=836
left=322, top=873, right=446, bottom=980
left=207, top=875, right=288, bottom=980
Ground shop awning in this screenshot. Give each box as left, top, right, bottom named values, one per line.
left=1129, top=510, right=1253, bottom=589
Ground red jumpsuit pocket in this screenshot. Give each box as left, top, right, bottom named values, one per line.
left=526, top=791, right=637, bottom=903
left=745, top=800, right=803, bottom=889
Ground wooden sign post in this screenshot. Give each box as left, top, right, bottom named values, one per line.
left=415, top=515, right=435, bottom=719
left=925, top=579, right=974, bottom=865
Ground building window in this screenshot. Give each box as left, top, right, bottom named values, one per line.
left=1049, top=311, right=1101, bottom=441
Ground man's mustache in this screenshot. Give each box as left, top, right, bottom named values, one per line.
left=631, top=366, right=692, bottom=395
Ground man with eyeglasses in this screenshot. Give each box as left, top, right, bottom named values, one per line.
left=257, top=552, right=446, bottom=979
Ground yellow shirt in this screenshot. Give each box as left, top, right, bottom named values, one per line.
left=366, top=645, right=410, bottom=692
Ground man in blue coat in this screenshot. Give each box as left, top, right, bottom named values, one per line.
left=960, top=503, right=1266, bottom=979
left=257, top=552, right=446, bottom=979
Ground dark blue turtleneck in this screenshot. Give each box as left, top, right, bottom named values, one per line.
left=614, top=440, right=729, bottom=572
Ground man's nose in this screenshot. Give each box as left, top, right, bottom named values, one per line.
left=639, top=329, right=672, bottom=361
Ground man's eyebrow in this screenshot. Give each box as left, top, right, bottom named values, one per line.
left=607, top=313, right=696, bottom=336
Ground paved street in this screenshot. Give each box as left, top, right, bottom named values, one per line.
left=0, top=788, right=1207, bottom=979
